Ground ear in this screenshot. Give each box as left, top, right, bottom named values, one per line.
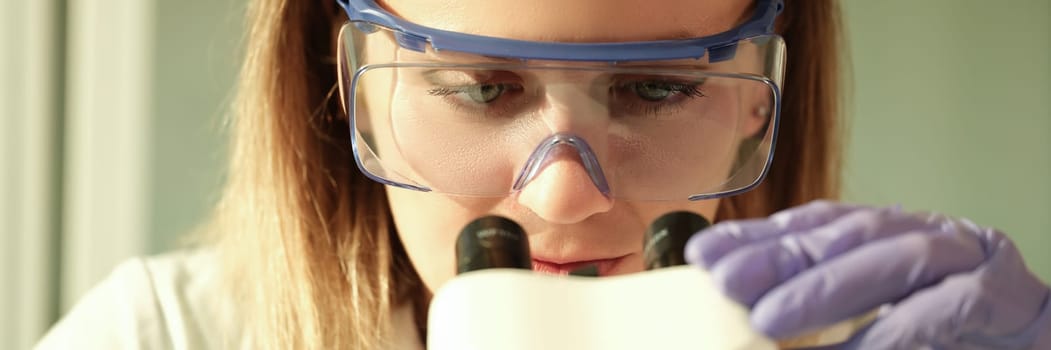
left=739, top=84, right=773, bottom=139
left=742, top=104, right=770, bottom=139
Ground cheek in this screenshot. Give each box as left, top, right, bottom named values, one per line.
left=387, top=187, right=502, bottom=292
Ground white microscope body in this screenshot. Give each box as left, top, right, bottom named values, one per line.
left=427, top=266, right=865, bottom=350
left=432, top=214, right=870, bottom=349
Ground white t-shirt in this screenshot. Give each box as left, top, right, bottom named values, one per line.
left=34, top=250, right=424, bottom=350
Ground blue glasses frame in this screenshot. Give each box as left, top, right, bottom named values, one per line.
left=336, top=0, right=787, bottom=201
left=336, top=0, right=783, bottom=63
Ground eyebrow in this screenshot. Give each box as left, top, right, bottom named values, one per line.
left=400, top=40, right=716, bottom=70
left=415, top=52, right=712, bottom=69
left=409, top=48, right=521, bottom=64
left=613, top=62, right=712, bottom=70
left=528, top=30, right=703, bottom=44
left=421, top=69, right=486, bottom=84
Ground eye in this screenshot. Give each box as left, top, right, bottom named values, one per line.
left=610, top=77, right=709, bottom=118
left=424, top=69, right=523, bottom=105
left=625, top=81, right=705, bottom=101
left=467, top=84, right=507, bottom=103
left=427, top=83, right=522, bottom=104
left=633, top=82, right=673, bottom=101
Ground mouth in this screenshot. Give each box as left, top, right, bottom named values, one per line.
left=531, top=255, right=628, bottom=276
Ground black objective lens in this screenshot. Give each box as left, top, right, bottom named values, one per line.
left=644, top=211, right=711, bottom=270
left=456, top=216, right=532, bottom=274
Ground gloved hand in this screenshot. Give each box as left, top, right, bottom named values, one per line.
left=685, top=200, right=1051, bottom=349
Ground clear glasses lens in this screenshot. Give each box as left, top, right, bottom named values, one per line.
left=338, top=23, right=785, bottom=201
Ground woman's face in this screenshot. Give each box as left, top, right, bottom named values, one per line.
left=379, top=0, right=754, bottom=292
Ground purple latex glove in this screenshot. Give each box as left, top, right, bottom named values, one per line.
left=685, top=200, right=1051, bottom=349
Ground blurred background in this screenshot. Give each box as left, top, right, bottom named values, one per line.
left=1, top=0, right=1047, bottom=348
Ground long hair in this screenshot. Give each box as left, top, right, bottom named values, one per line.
left=208, top=0, right=420, bottom=348
left=207, top=0, right=845, bottom=348
left=717, top=0, right=845, bottom=220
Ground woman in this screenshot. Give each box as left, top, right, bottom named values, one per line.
left=37, top=0, right=1050, bottom=349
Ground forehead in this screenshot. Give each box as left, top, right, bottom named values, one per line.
left=377, top=0, right=753, bottom=43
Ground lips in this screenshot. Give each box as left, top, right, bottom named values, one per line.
left=531, top=255, right=627, bottom=276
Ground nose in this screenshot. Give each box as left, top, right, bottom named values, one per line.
left=515, top=140, right=614, bottom=225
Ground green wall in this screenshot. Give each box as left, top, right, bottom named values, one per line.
left=842, top=0, right=1050, bottom=282
left=147, top=0, right=241, bottom=253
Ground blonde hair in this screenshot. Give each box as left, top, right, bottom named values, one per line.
left=207, top=0, right=844, bottom=348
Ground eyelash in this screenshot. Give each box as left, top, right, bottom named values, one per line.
left=424, top=79, right=708, bottom=119
left=426, top=87, right=469, bottom=97
left=426, top=84, right=526, bottom=118
left=660, top=84, right=706, bottom=98
left=614, top=81, right=707, bottom=117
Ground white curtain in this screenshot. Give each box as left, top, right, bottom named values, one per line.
left=2, top=1, right=63, bottom=348
left=2, top=1, right=155, bottom=348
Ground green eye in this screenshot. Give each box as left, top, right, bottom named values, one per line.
left=612, top=78, right=708, bottom=117
left=467, top=84, right=506, bottom=103
left=633, top=82, right=674, bottom=101
left=428, top=84, right=511, bottom=103
left=630, top=80, right=706, bottom=102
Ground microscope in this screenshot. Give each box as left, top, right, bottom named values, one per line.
left=426, top=213, right=873, bottom=349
